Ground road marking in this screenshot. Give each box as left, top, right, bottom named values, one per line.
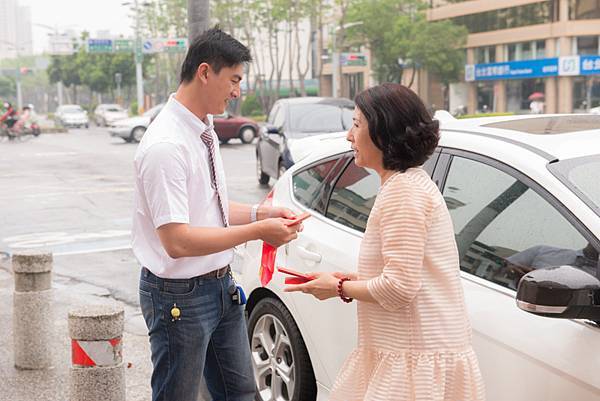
left=3, top=230, right=130, bottom=248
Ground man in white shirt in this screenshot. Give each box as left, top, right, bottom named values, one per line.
left=132, top=28, right=301, bottom=401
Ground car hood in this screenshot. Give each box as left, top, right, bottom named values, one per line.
left=104, top=111, right=128, bottom=120
left=112, top=115, right=150, bottom=127
left=62, top=113, right=88, bottom=120
left=287, top=132, right=347, bottom=163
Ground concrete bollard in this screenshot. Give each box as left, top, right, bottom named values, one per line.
left=68, top=304, right=125, bottom=401
left=12, top=250, right=54, bottom=370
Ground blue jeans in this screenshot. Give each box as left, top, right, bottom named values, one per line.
left=139, top=267, right=255, bottom=401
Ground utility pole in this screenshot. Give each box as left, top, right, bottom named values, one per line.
left=134, top=0, right=144, bottom=114
left=188, top=0, right=210, bottom=43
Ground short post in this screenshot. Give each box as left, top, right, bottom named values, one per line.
left=13, top=250, right=53, bottom=370
left=68, top=305, right=125, bottom=401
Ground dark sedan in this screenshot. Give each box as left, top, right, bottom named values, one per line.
left=256, top=97, right=354, bottom=185
left=214, top=111, right=259, bottom=144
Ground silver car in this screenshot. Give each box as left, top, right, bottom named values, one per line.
left=108, top=103, right=164, bottom=143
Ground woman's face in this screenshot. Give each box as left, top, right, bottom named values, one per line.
left=346, top=107, right=383, bottom=170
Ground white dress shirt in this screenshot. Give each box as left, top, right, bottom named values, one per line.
left=131, top=95, right=232, bottom=278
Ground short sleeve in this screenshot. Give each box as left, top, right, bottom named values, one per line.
left=367, top=175, right=432, bottom=311
left=138, top=142, right=190, bottom=228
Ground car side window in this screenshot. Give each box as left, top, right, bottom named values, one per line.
left=267, top=104, right=279, bottom=125
left=292, top=159, right=339, bottom=212
left=443, top=155, right=598, bottom=290
left=325, top=160, right=380, bottom=232
left=273, top=106, right=285, bottom=129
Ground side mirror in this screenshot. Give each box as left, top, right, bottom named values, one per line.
left=262, top=124, right=281, bottom=136
left=516, top=265, right=600, bottom=320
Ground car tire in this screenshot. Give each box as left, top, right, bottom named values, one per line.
left=130, top=126, right=146, bottom=143
left=239, top=126, right=256, bottom=144
left=247, top=298, right=317, bottom=401
left=85, top=124, right=89, bottom=129
left=257, top=154, right=270, bottom=186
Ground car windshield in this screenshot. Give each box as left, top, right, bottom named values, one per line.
left=63, top=107, right=83, bottom=114
left=106, top=107, right=123, bottom=112
left=288, top=104, right=353, bottom=135
left=549, top=155, right=600, bottom=216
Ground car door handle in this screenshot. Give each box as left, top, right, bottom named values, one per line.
left=296, top=246, right=322, bottom=263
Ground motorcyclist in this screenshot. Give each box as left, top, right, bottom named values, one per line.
left=0, top=102, right=18, bottom=128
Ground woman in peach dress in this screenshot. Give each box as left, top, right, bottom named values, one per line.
left=285, top=83, right=485, bottom=401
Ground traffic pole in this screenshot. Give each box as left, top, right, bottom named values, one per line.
left=12, top=250, right=54, bottom=370
left=68, top=304, right=125, bottom=401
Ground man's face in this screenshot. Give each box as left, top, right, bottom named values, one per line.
left=205, top=63, right=244, bottom=115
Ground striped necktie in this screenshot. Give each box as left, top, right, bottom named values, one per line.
left=200, top=125, right=229, bottom=227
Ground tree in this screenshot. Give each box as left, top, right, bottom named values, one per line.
left=188, top=0, right=210, bottom=42
left=0, top=75, right=16, bottom=101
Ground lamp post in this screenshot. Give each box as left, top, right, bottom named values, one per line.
left=332, top=21, right=363, bottom=98
left=122, top=0, right=149, bottom=114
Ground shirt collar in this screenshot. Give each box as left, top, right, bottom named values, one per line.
left=167, top=93, right=214, bottom=135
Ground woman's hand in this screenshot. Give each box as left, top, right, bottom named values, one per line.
left=284, top=272, right=339, bottom=300
left=333, top=271, right=358, bottom=281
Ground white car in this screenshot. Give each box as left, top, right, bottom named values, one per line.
left=108, top=103, right=164, bottom=143
left=94, top=103, right=129, bottom=126
left=55, top=104, right=89, bottom=128
left=233, top=114, right=600, bottom=401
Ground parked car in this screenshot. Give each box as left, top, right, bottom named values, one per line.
left=94, top=103, right=129, bottom=126
left=234, top=113, right=600, bottom=401
left=108, top=103, right=164, bottom=142
left=55, top=104, right=89, bottom=128
left=590, top=106, right=600, bottom=115
left=256, top=97, right=354, bottom=185
left=214, top=111, right=259, bottom=144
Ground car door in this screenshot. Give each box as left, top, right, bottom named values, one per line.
left=214, top=112, right=237, bottom=140
left=436, top=149, right=600, bottom=401
left=284, top=154, right=373, bottom=392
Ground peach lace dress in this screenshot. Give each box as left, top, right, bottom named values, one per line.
left=330, top=168, right=485, bottom=401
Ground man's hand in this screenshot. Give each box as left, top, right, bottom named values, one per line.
left=266, top=206, right=296, bottom=219
left=256, top=218, right=301, bottom=247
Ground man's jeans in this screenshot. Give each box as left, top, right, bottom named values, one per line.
left=139, top=268, right=255, bottom=401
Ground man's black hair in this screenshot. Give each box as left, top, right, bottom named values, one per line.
left=180, top=27, right=252, bottom=84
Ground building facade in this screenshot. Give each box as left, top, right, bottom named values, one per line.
left=0, top=0, right=33, bottom=59
left=427, top=0, right=600, bottom=114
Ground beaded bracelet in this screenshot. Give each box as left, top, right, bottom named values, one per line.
left=337, top=277, right=353, bottom=303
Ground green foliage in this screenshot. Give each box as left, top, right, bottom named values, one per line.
left=347, top=0, right=467, bottom=85
left=0, top=75, right=16, bottom=100
left=241, top=93, right=263, bottom=116
left=130, top=101, right=139, bottom=116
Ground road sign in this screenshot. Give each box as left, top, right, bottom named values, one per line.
left=163, top=38, right=188, bottom=53
left=341, top=53, right=367, bottom=66
left=142, top=39, right=163, bottom=54
left=88, top=39, right=113, bottom=53
left=113, top=39, right=134, bottom=53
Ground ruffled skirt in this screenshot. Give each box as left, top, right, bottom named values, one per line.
left=329, top=346, right=485, bottom=401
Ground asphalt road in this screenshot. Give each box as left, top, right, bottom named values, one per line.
left=0, top=126, right=270, bottom=256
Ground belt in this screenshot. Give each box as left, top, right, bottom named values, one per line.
left=142, top=265, right=231, bottom=281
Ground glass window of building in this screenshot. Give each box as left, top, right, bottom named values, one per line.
left=477, top=82, right=494, bottom=112
left=575, top=36, right=600, bottom=55
left=475, top=46, right=496, bottom=64
left=507, top=79, right=545, bottom=112
left=573, top=77, right=600, bottom=111
left=452, top=3, right=553, bottom=34
left=507, top=41, right=546, bottom=61
left=570, top=0, right=600, bottom=20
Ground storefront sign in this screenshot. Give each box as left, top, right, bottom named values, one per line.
left=466, top=56, right=600, bottom=82
left=341, top=53, right=367, bottom=67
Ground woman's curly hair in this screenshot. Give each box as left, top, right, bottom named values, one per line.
left=354, top=83, right=440, bottom=172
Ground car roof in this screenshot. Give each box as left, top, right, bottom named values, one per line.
left=276, top=97, right=354, bottom=107
left=300, top=114, right=600, bottom=164
left=438, top=114, right=600, bottom=160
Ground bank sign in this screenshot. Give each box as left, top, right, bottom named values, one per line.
left=465, top=55, right=600, bottom=81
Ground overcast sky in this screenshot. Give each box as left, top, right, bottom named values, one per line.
left=21, top=0, right=134, bottom=53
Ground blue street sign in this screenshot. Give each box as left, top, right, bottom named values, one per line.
left=466, top=56, right=600, bottom=82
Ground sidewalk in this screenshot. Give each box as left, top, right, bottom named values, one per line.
left=0, top=256, right=152, bottom=401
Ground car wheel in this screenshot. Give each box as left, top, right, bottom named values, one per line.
left=257, top=154, right=270, bottom=186
left=239, top=127, right=256, bottom=144
left=131, top=126, right=146, bottom=142
left=85, top=124, right=89, bottom=129
left=247, top=298, right=317, bottom=401
left=278, top=161, right=287, bottom=179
